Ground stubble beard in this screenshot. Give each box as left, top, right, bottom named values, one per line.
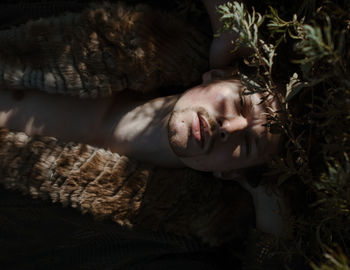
left=167, top=106, right=217, bottom=158
left=167, top=108, right=192, bottom=158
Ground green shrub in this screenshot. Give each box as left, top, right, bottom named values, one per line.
left=218, top=0, right=350, bottom=267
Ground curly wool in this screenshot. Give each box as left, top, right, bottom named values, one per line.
left=0, top=2, right=254, bottom=247
left=0, top=2, right=209, bottom=97
left=0, top=128, right=254, bottom=246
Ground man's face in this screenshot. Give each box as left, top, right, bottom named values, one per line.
left=167, top=79, right=280, bottom=174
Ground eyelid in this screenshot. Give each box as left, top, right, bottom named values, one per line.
left=239, top=92, right=245, bottom=116
left=239, top=93, right=244, bottom=107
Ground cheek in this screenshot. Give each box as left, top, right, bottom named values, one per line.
left=180, top=90, right=221, bottom=109
left=209, top=142, right=250, bottom=171
left=211, top=140, right=236, bottom=160
left=209, top=148, right=234, bottom=170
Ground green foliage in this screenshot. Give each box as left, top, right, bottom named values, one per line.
left=311, top=246, right=350, bottom=270
left=218, top=2, right=263, bottom=50
left=218, top=0, right=350, bottom=267
left=218, top=2, right=275, bottom=93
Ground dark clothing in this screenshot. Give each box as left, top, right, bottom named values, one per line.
left=0, top=2, right=240, bottom=269
left=0, top=187, right=240, bottom=270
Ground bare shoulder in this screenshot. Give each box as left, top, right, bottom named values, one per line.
left=0, top=90, right=114, bottom=145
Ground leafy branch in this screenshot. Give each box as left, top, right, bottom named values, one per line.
left=216, top=0, right=350, bottom=266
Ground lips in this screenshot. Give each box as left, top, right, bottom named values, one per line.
left=191, top=113, right=202, bottom=144
left=191, top=112, right=210, bottom=148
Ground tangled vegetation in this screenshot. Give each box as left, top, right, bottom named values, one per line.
left=0, top=0, right=348, bottom=268
left=218, top=0, right=349, bottom=268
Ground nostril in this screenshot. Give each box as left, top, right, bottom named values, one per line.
left=218, top=119, right=223, bottom=126
left=220, top=130, right=228, bottom=141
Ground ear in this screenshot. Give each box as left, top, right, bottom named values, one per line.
left=213, top=170, right=245, bottom=181
left=201, top=68, right=238, bottom=83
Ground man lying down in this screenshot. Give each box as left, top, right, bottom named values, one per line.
left=0, top=69, right=288, bottom=237
left=0, top=0, right=289, bottom=255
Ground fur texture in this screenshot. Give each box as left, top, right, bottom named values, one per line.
left=0, top=2, right=254, bottom=247
left=0, top=128, right=254, bottom=246
left=0, top=2, right=209, bottom=97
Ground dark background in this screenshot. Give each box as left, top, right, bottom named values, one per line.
left=0, top=1, right=239, bottom=269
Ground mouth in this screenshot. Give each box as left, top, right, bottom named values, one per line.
left=191, top=112, right=211, bottom=149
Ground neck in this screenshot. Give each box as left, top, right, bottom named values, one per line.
left=100, top=93, right=184, bottom=168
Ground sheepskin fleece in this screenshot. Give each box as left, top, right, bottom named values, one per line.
left=0, top=2, right=209, bottom=97
left=0, top=128, right=254, bottom=246
left=0, top=1, right=254, bottom=248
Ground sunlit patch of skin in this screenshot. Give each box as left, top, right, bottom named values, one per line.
left=0, top=109, right=15, bottom=127
left=167, top=79, right=281, bottom=172
left=24, top=116, right=44, bottom=136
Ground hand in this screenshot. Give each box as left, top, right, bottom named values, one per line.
left=209, top=31, right=237, bottom=68
left=202, top=0, right=252, bottom=68
left=213, top=170, right=290, bottom=237
left=209, top=30, right=252, bottom=68
left=240, top=182, right=291, bottom=238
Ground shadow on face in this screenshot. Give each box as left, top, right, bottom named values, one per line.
left=168, top=69, right=281, bottom=176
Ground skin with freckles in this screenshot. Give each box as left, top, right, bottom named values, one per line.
left=0, top=0, right=288, bottom=239
left=168, top=78, right=280, bottom=174
left=0, top=74, right=280, bottom=173
left=0, top=71, right=286, bottom=237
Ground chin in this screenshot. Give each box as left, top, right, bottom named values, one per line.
left=167, top=110, right=190, bottom=157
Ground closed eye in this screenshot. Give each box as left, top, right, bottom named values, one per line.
left=239, top=93, right=246, bottom=116
left=239, top=94, right=244, bottom=107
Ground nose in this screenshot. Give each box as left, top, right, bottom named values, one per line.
left=218, top=116, right=248, bottom=141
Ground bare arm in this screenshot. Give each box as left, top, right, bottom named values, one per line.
left=202, top=0, right=229, bottom=31
left=0, top=90, right=111, bottom=146
left=238, top=180, right=290, bottom=237
left=201, top=0, right=251, bottom=68
left=0, top=90, right=182, bottom=167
